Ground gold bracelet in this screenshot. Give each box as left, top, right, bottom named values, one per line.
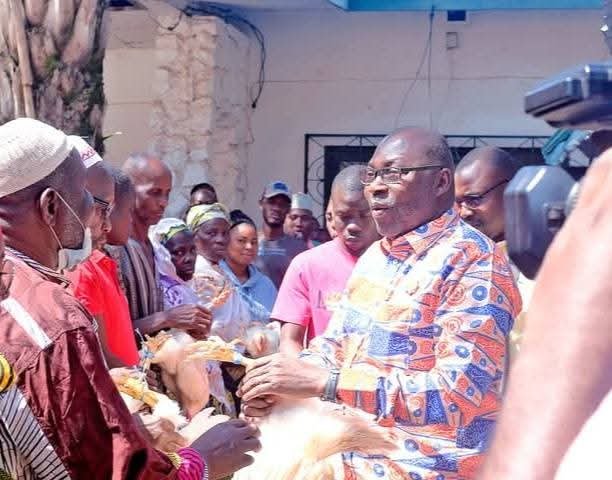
left=165, top=452, right=183, bottom=470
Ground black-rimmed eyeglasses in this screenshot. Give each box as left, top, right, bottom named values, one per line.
left=456, top=179, right=510, bottom=209
left=360, top=165, right=444, bottom=185
left=93, top=196, right=114, bottom=219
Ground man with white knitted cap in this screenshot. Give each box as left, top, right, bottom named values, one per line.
left=284, top=193, right=315, bottom=243
left=0, top=118, right=260, bottom=479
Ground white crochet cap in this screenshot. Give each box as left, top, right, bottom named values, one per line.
left=291, top=193, right=313, bottom=212
left=68, top=135, right=102, bottom=169
left=0, top=118, right=73, bottom=198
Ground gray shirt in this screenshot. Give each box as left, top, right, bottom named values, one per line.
left=255, top=234, right=307, bottom=289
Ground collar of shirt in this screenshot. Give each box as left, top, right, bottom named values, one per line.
left=87, top=249, right=122, bottom=278
left=380, top=208, right=459, bottom=261
left=5, top=246, right=70, bottom=287
left=219, top=260, right=258, bottom=289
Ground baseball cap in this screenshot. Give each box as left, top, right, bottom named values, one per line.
left=261, top=181, right=291, bottom=201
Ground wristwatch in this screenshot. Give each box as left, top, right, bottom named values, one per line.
left=320, top=368, right=340, bottom=402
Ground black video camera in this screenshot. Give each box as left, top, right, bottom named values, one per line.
left=503, top=62, right=612, bottom=279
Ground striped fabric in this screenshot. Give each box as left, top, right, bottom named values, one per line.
left=0, top=386, right=69, bottom=479
left=109, top=240, right=163, bottom=327
left=0, top=250, right=176, bottom=478
left=176, top=447, right=205, bottom=480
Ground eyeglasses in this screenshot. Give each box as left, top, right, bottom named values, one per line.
left=93, top=196, right=114, bottom=219
left=0, top=259, right=14, bottom=298
left=456, top=179, right=510, bottom=209
left=360, top=165, right=443, bottom=185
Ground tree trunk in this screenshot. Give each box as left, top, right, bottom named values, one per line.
left=0, top=0, right=109, bottom=153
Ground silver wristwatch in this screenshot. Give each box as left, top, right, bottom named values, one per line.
left=320, top=368, right=340, bottom=402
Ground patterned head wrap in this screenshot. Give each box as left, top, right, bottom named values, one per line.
left=148, top=218, right=191, bottom=281
left=186, top=202, right=230, bottom=231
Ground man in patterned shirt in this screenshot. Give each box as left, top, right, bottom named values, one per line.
left=239, top=127, right=521, bottom=479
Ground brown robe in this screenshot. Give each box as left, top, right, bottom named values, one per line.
left=0, top=249, right=176, bottom=479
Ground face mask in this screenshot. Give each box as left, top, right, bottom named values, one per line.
left=47, top=192, right=93, bottom=272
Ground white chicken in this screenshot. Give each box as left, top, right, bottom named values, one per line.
left=112, top=371, right=229, bottom=453
left=233, top=398, right=398, bottom=480
left=182, top=337, right=399, bottom=480
left=147, top=329, right=211, bottom=418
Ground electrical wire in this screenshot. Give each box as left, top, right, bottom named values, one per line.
left=185, top=3, right=266, bottom=109
left=393, top=7, right=435, bottom=129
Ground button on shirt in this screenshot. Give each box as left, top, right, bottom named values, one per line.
left=301, top=209, right=522, bottom=479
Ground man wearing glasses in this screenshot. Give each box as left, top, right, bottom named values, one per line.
left=454, top=146, right=520, bottom=243
left=65, top=137, right=140, bottom=368
left=455, top=147, right=532, bottom=361
left=238, top=127, right=521, bottom=479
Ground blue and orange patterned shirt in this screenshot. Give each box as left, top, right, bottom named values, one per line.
left=302, top=208, right=521, bottom=480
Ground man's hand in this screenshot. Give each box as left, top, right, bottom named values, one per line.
left=190, top=419, right=260, bottom=479
left=164, top=304, right=211, bottom=339
left=241, top=396, right=276, bottom=420
left=236, top=353, right=328, bottom=403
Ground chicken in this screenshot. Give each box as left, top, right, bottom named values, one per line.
left=148, top=329, right=210, bottom=419
left=233, top=398, right=398, bottom=480
left=244, top=321, right=281, bottom=358
left=113, top=370, right=230, bottom=453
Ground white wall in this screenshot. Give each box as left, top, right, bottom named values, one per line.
left=104, top=9, right=158, bottom=166
left=241, top=8, right=608, bottom=220
left=103, top=7, right=609, bottom=219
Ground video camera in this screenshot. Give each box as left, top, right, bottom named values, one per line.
left=503, top=61, right=612, bottom=279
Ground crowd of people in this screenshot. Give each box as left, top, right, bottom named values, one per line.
left=0, top=116, right=598, bottom=479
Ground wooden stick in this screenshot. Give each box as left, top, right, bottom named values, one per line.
left=9, top=0, right=35, bottom=118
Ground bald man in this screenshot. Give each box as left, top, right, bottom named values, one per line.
left=113, top=153, right=212, bottom=339
left=455, top=147, right=532, bottom=360
left=455, top=147, right=521, bottom=242
left=239, top=128, right=521, bottom=479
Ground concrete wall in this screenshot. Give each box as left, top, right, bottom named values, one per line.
left=104, top=10, right=157, bottom=166
left=150, top=16, right=252, bottom=217
left=103, top=6, right=609, bottom=221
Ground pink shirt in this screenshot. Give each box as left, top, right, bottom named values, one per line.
left=271, top=238, right=357, bottom=343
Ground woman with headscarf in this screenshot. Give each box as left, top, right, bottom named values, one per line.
left=186, top=203, right=256, bottom=340
left=186, top=203, right=262, bottom=408
left=220, top=210, right=277, bottom=324
left=149, top=218, right=200, bottom=309
left=149, top=218, right=235, bottom=416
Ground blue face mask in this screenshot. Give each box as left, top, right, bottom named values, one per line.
left=47, top=192, right=92, bottom=272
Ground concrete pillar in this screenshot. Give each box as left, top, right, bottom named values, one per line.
left=150, top=15, right=251, bottom=216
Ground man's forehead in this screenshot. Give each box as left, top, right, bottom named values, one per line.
left=289, top=208, right=311, bottom=215
left=137, top=169, right=172, bottom=187
left=87, top=166, right=114, bottom=196
left=370, top=138, right=427, bottom=167
left=456, top=161, right=504, bottom=190
left=333, top=189, right=368, bottom=208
